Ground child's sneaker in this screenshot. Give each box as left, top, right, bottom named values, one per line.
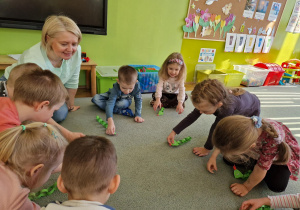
left=121, top=108, right=134, bottom=117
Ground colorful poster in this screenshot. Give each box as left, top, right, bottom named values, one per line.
left=243, top=0, right=258, bottom=18
left=225, top=33, right=237, bottom=52
left=253, top=36, right=266, bottom=53
left=244, top=35, right=257, bottom=53
left=268, top=2, right=281, bottom=21
left=198, top=48, right=216, bottom=62
left=254, top=0, right=269, bottom=20
left=262, top=36, right=274, bottom=53
left=294, top=18, right=300, bottom=33
left=235, top=34, right=247, bottom=52
left=293, top=0, right=300, bottom=13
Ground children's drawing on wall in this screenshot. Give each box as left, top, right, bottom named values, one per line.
left=235, top=34, right=247, bottom=52
left=243, top=0, right=258, bottom=18
left=268, top=2, right=281, bottom=21
left=294, top=18, right=300, bottom=33
left=222, top=3, right=232, bottom=15
left=262, top=36, right=273, bottom=53
left=198, top=48, right=216, bottom=62
left=293, top=0, right=300, bottom=13
left=244, top=35, right=256, bottom=53
left=286, top=14, right=300, bottom=32
left=254, top=0, right=269, bottom=20
left=219, top=14, right=236, bottom=38
left=253, top=35, right=266, bottom=53
left=225, top=33, right=237, bottom=52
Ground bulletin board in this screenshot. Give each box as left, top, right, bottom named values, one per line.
left=183, top=0, right=287, bottom=41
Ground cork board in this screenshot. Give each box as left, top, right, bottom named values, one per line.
left=183, top=0, right=287, bottom=41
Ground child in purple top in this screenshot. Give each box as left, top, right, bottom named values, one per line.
left=167, top=79, right=260, bottom=157
left=208, top=115, right=300, bottom=196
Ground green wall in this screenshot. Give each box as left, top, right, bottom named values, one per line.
left=0, top=0, right=299, bottom=83
left=181, top=0, right=300, bottom=82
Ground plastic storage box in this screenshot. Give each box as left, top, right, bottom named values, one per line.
left=96, top=66, right=120, bottom=94
left=194, top=64, right=216, bottom=83
left=196, top=70, right=227, bottom=84
left=254, top=63, right=284, bottom=86
left=219, top=69, right=245, bottom=87
left=129, top=65, right=160, bottom=93
left=234, top=65, right=269, bottom=87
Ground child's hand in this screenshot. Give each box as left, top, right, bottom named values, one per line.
left=135, top=116, right=144, bottom=123
left=167, top=130, right=176, bottom=144
left=66, top=131, right=85, bottom=142
left=230, top=183, right=249, bottom=197
left=153, top=99, right=161, bottom=111
left=207, top=156, right=218, bottom=173
left=240, top=197, right=270, bottom=210
left=176, top=103, right=184, bottom=114
left=106, top=118, right=116, bottom=135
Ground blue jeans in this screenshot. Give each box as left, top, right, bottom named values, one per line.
left=91, top=93, right=132, bottom=114
left=52, top=103, right=68, bottom=123
left=0, top=75, right=7, bottom=81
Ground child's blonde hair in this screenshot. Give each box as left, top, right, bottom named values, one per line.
left=0, top=122, right=68, bottom=187
left=212, top=115, right=291, bottom=164
left=7, top=63, right=43, bottom=89
left=41, top=15, right=82, bottom=53
left=12, top=69, right=69, bottom=108
left=118, top=65, right=138, bottom=85
left=191, top=79, right=245, bottom=110
left=61, top=136, right=117, bottom=199
left=159, top=52, right=187, bottom=82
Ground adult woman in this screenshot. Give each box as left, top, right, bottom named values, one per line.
left=3, top=15, right=82, bottom=122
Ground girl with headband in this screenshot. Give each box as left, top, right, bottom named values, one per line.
left=207, top=115, right=300, bottom=197
left=150, top=52, right=188, bottom=114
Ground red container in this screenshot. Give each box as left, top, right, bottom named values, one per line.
left=254, top=63, right=285, bottom=86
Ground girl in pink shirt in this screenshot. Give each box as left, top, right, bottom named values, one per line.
left=0, top=122, right=68, bottom=210
left=151, top=52, right=187, bottom=114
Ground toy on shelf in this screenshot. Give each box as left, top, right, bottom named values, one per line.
left=281, top=59, right=300, bottom=84
left=81, top=52, right=90, bottom=62
left=96, top=115, right=108, bottom=128
left=170, top=136, right=192, bottom=147
left=157, top=107, right=165, bottom=116
left=28, top=182, right=58, bottom=201
left=255, top=205, right=272, bottom=210
left=233, top=165, right=252, bottom=180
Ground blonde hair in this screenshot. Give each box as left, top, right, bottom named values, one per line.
left=159, top=52, right=187, bottom=82
left=0, top=122, right=68, bottom=187
left=118, top=65, right=137, bottom=85
left=7, top=63, right=43, bottom=89
left=212, top=115, right=291, bottom=165
left=191, top=79, right=245, bottom=110
left=13, top=69, right=68, bottom=108
left=61, top=136, right=117, bottom=198
left=41, top=15, right=82, bottom=53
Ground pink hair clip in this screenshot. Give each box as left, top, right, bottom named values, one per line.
left=168, top=58, right=183, bottom=65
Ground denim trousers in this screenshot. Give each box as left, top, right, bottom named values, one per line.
left=91, top=93, right=132, bottom=114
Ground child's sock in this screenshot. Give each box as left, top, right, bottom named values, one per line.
left=121, top=108, right=134, bottom=117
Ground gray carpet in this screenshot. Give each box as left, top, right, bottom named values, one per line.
left=35, top=85, right=300, bottom=210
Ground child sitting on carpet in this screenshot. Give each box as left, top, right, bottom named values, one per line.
left=150, top=52, right=187, bottom=114
left=207, top=115, right=300, bottom=197
left=42, top=136, right=120, bottom=210
left=0, top=64, right=84, bottom=141
left=92, top=65, right=144, bottom=135
left=240, top=193, right=300, bottom=209
left=0, top=122, right=68, bottom=210
left=167, top=79, right=260, bottom=156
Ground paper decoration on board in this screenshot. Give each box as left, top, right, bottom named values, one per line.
left=253, top=35, right=266, bottom=53
left=219, top=14, right=236, bottom=38
left=235, top=34, right=247, bottom=52
left=191, top=3, right=196, bottom=9
left=244, top=35, right=257, bottom=53
left=222, top=3, right=232, bottom=15
left=262, top=36, right=274, bottom=53
left=286, top=0, right=300, bottom=33
left=232, top=25, right=236, bottom=32
left=225, top=33, right=237, bottom=52
left=252, top=26, right=256, bottom=34
left=198, top=48, right=216, bottom=62
left=254, top=0, right=269, bottom=20
left=243, top=0, right=258, bottom=18
left=248, top=26, right=252, bottom=34
left=268, top=2, right=281, bottom=21
left=240, top=22, right=246, bottom=32
left=206, top=0, right=218, bottom=5
left=257, top=27, right=267, bottom=35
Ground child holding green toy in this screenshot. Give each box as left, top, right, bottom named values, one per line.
left=0, top=122, right=68, bottom=210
